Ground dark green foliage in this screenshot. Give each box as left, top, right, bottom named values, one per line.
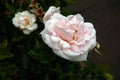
left=0, top=48, right=13, bottom=60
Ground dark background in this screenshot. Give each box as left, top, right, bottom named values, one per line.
left=67, top=0, right=120, bottom=79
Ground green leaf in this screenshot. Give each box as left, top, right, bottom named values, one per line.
left=5, top=3, right=15, bottom=13
left=12, top=34, right=24, bottom=42
left=0, top=48, right=14, bottom=60
left=28, top=44, right=55, bottom=63
left=104, top=73, right=114, bottom=80
left=16, top=8, right=23, bottom=12
left=66, top=0, right=76, bottom=4
left=0, top=39, right=8, bottom=48
left=21, top=53, right=29, bottom=69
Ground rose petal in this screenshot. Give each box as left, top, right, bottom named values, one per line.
left=12, top=13, right=21, bottom=27
left=44, top=19, right=58, bottom=34
left=55, top=26, right=73, bottom=41
left=70, top=52, right=88, bottom=61
left=70, top=44, right=80, bottom=52
left=75, top=14, right=84, bottom=22
left=23, top=29, right=30, bottom=35
left=67, top=15, right=74, bottom=20
left=28, top=23, right=38, bottom=31
left=53, top=49, right=69, bottom=60
left=50, top=35, right=61, bottom=43
left=84, top=22, right=96, bottom=37
left=62, top=48, right=81, bottom=56
left=41, top=32, right=59, bottom=49
left=29, top=14, right=36, bottom=23
left=58, top=40, right=70, bottom=48
left=51, top=13, right=67, bottom=27
left=43, top=6, right=60, bottom=22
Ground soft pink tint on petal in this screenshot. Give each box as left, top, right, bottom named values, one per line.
left=70, top=43, right=80, bottom=52
left=55, top=26, right=73, bottom=42
left=68, top=15, right=80, bottom=24
left=58, top=40, right=70, bottom=48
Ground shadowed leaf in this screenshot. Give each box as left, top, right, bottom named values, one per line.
left=0, top=48, right=14, bottom=60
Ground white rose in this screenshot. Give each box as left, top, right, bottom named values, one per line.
left=41, top=6, right=96, bottom=61
left=12, top=11, right=38, bottom=35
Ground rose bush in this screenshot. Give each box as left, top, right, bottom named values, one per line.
left=41, top=6, right=96, bottom=61
left=12, top=11, right=38, bottom=35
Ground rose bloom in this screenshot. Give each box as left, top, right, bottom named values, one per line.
left=41, top=6, right=96, bottom=61
left=12, top=11, right=38, bottom=35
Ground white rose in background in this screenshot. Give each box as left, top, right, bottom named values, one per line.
left=40, top=6, right=96, bottom=61
left=12, top=11, right=38, bottom=35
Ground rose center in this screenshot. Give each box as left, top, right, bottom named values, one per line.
left=19, top=16, right=31, bottom=28
left=23, top=17, right=30, bottom=27
left=69, top=24, right=82, bottom=41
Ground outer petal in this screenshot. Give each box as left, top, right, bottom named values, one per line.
left=43, top=6, right=60, bottom=22
left=88, top=37, right=96, bottom=50
left=53, top=49, right=88, bottom=61
left=67, top=15, right=74, bottom=20
left=69, top=52, right=88, bottom=61
left=27, top=23, right=38, bottom=31
left=53, top=49, right=69, bottom=60
left=29, top=13, right=36, bottom=23
left=50, top=35, right=61, bottom=43
left=51, top=13, right=67, bottom=25
left=12, top=13, right=21, bottom=27
left=84, top=22, right=96, bottom=37
left=62, top=48, right=81, bottom=56
left=75, top=14, right=84, bottom=22
left=83, top=22, right=96, bottom=49
left=41, top=31, right=59, bottom=49
left=23, top=29, right=30, bottom=35
left=44, top=19, right=58, bottom=34
left=67, top=14, right=84, bottom=22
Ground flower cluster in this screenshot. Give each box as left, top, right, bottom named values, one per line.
left=12, top=6, right=96, bottom=61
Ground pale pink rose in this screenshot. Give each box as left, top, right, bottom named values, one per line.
left=12, top=11, right=38, bottom=35
left=41, top=6, right=96, bottom=61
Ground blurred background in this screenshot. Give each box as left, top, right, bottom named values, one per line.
left=66, top=0, right=120, bottom=79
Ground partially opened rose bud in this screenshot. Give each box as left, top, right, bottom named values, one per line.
left=12, top=11, right=38, bottom=35
left=40, top=6, right=96, bottom=61
left=30, top=7, right=44, bottom=21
